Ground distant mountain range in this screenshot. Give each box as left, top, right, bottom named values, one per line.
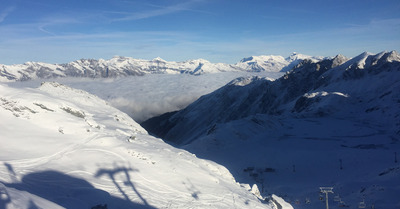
left=0, top=53, right=323, bottom=81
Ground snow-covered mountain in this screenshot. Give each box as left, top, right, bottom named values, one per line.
left=142, top=51, right=400, bottom=208
left=0, top=82, right=279, bottom=208
left=0, top=56, right=235, bottom=81
left=142, top=51, right=399, bottom=144
left=236, top=52, right=324, bottom=72
left=0, top=53, right=322, bottom=81
left=2, top=50, right=398, bottom=208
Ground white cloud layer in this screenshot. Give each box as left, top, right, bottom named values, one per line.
left=9, top=72, right=284, bottom=123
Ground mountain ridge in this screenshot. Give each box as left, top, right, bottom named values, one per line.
left=141, top=51, right=399, bottom=144
left=0, top=53, right=324, bottom=81
left=141, top=50, right=400, bottom=208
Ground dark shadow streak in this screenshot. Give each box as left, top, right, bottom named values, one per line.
left=4, top=163, right=17, bottom=182
left=182, top=179, right=201, bottom=200
left=95, top=166, right=150, bottom=206
left=0, top=183, right=11, bottom=209
left=27, top=200, right=40, bottom=209
left=2, top=167, right=156, bottom=209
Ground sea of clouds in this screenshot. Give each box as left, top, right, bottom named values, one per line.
left=8, top=72, right=283, bottom=123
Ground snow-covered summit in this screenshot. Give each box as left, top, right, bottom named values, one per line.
left=237, top=55, right=288, bottom=72
left=236, top=53, right=325, bottom=72
left=286, top=52, right=322, bottom=62
left=151, top=57, right=167, bottom=62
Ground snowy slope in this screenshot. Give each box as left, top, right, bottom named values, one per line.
left=0, top=53, right=323, bottom=81
left=142, top=51, right=400, bottom=208
left=0, top=82, right=274, bottom=209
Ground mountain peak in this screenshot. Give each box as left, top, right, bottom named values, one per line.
left=286, top=52, right=320, bottom=62
left=152, top=57, right=166, bottom=62
left=239, top=56, right=255, bottom=63
left=386, top=50, right=400, bottom=62
left=186, top=58, right=211, bottom=64
left=109, top=56, right=133, bottom=63
left=112, top=55, right=128, bottom=59
left=236, top=55, right=287, bottom=72
left=331, top=54, right=349, bottom=68
left=339, top=51, right=375, bottom=70
left=239, top=55, right=285, bottom=63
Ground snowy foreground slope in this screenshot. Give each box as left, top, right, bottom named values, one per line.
left=142, top=51, right=400, bottom=208
left=0, top=53, right=321, bottom=81
left=0, top=82, right=276, bottom=208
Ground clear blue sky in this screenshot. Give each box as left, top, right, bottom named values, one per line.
left=1, top=0, right=400, bottom=64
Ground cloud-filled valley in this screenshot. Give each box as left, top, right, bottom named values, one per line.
left=9, top=72, right=284, bottom=123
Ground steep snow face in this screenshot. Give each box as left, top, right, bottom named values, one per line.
left=142, top=51, right=400, bottom=208
left=0, top=83, right=272, bottom=209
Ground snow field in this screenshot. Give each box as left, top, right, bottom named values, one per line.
left=0, top=82, right=272, bottom=208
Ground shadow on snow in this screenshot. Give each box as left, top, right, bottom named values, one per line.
left=2, top=163, right=156, bottom=209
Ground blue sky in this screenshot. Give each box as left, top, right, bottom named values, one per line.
left=1, top=0, right=400, bottom=64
